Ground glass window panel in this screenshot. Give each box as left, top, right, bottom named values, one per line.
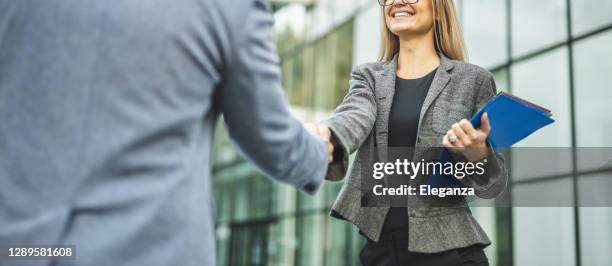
left=471, top=207, right=499, bottom=265
left=290, top=52, right=307, bottom=106
left=510, top=48, right=572, bottom=180
left=213, top=123, right=239, bottom=164
left=493, top=68, right=509, bottom=93
left=249, top=176, right=275, bottom=219
left=575, top=147, right=612, bottom=173
left=227, top=222, right=271, bottom=265
left=512, top=0, right=568, bottom=57
left=334, top=21, right=354, bottom=107
left=513, top=206, right=576, bottom=266
left=324, top=181, right=343, bottom=207
left=512, top=177, right=574, bottom=206
left=294, top=213, right=325, bottom=266
left=275, top=185, right=297, bottom=215
left=323, top=218, right=350, bottom=266
left=313, top=34, right=337, bottom=110
left=579, top=207, right=612, bottom=266
left=347, top=226, right=365, bottom=265
left=216, top=224, right=231, bottom=266
left=299, top=46, right=316, bottom=107
left=571, top=0, right=612, bottom=36
left=232, top=176, right=252, bottom=221
left=282, top=56, right=295, bottom=100
left=455, top=0, right=464, bottom=19
left=511, top=47, right=571, bottom=147
left=511, top=147, right=573, bottom=181
left=297, top=183, right=325, bottom=211
left=310, top=1, right=335, bottom=38
left=267, top=216, right=297, bottom=265
left=353, top=4, right=381, bottom=65
left=463, top=0, right=508, bottom=68
left=333, top=0, right=360, bottom=25
left=494, top=207, right=514, bottom=265
left=274, top=4, right=308, bottom=54
left=578, top=173, right=612, bottom=207
left=213, top=174, right=234, bottom=221
left=573, top=30, right=612, bottom=147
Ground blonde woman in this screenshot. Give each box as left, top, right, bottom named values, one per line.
left=308, top=0, right=509, bottom=264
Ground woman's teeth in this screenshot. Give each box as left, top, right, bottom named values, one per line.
left=394, top=12, right=414, bottom=18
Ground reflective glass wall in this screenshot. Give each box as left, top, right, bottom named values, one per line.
left=212, top=0, right=612, bottom=265
left=213, top=2, right=362, bottom=265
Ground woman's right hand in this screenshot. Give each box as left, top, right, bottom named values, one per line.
left=303, top=123, right=334, bottom=163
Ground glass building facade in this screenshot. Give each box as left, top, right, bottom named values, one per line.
left=213, top=0, right=612, bottom=265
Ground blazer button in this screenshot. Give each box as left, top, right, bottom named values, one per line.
left=361, top=195, right=370, bottom=206
left=303, top=182, right=317, bottom=193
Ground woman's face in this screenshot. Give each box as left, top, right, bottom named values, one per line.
left=384, top=0, right=435, bottom=37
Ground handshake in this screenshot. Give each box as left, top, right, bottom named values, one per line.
left=303, top=123, right=335, bottom=163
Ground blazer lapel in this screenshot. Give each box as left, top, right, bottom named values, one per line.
left=373, top=54, right=454, bottom=150
left=373, top=54, right=398, bottom=151
left=417, top=55, right=454, bottom=136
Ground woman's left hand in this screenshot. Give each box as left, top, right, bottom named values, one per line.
left=442, top=112, right=491, bottom=161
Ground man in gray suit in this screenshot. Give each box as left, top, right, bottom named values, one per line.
left=0, top=0, right=332, bottom=265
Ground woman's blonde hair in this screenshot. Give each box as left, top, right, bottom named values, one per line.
left=378, top=0, right=467, bottom=62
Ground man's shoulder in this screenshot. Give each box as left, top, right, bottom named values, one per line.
left=213, top=0, right=266, bottom=23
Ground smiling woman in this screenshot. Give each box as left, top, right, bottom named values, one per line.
left=311, top=0, right=508, bottom=265
left=379, top=0, right=466, bottom=63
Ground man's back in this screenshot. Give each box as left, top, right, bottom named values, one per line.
left=0, top=1, right=327, bottom=265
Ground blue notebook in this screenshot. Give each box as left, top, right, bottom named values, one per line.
left=427, top=92, right=555, bottom=188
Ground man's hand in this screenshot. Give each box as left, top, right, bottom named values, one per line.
left=442, top=112, right=491, bottom=162
left=303, top=122, right=334, bottom=163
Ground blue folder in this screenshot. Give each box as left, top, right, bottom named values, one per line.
left=427, top=92, right=555, bottom=188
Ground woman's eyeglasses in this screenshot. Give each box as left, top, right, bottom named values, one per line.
left=377, top=0, right=420, bottom=6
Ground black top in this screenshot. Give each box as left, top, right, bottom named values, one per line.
left=382, top=68, right=437, bottom=233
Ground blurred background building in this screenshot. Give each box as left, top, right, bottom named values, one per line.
left=212, top=0, right=612, bottom=265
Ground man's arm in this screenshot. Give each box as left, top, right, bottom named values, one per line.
left=217, top=0, right=328, bottom=194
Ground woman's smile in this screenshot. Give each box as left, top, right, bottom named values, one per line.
left=385, top=3, right=430, bottom=34
left=391, top=10, right=415, bottom=18
left=389, top=7, right=416, bottom=20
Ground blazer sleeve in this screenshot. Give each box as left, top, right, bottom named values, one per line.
left=218, top=0, right=328, bottom=195
left=459, top=72, right=509, bottom=199
left=321, top=65, right=377, bottom=181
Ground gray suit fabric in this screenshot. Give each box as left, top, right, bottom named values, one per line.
left=0, top=1, right=328, bottom=265
left=322, top=55, right=509, bottom=253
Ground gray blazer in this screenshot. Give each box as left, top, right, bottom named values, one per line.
left=322, top=55, right=508, bottom=253
left=0, top=1, right=327, bottom=265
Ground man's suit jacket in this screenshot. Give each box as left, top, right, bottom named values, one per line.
left=322, top=55, right=509, bottom=253
left=0, top=0, right=327, bottom=265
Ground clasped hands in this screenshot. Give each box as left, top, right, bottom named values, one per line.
left=303, top=123, right=334, bottom=163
